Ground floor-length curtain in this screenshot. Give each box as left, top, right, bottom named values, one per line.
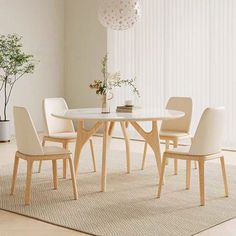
left=108, top=0, right=236, bottom=149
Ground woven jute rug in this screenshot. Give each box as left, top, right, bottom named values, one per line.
left=1, top=149, right=236, bottom=236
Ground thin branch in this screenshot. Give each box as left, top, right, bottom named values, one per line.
left=6, top=83, right=14, bottom=105
left=5, top=72, right=26, bottom=105
left=3, top=79, right=7, bottom=120
left=7, top=71, right=25, bottom=86
left=0, top=80, right=4, bottom=91
left=14, top=72, right=26, bottom=81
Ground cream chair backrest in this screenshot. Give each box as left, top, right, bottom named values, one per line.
left=14, top=107, right=43, bottom=156
left=189, top=107, right=225, bottom=156
left=161, top=97, right=193, bottom=133
left=43, top=98, right=74, bottom=135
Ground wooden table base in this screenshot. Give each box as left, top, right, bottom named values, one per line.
left=74, top=121, right=102, bottom=176
left=74, top=121, right=131, bottom=192
left=53, top=108, right=184, bottom=193
left=130, top=121, right=162, bottom=179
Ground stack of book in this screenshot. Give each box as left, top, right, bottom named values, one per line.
left=116, top=105, right=135, bottom=113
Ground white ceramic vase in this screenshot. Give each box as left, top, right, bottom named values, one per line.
left=0, top=120, right=10, bottom=142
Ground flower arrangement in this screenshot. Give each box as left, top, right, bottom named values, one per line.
left=89, top=54, right=140, bottom=97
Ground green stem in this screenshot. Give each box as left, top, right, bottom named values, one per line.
left=4, top=77, right=7, bottom=120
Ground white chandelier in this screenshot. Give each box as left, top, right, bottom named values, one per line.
left=98, top=0, right=141, bottom=31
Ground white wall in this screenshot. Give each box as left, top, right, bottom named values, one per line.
left=0, top=0, right=65, bottom=133
left=64, top=0, right=107, bottom=109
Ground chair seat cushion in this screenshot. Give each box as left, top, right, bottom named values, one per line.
left=47, top=132, right=77, bottom=139
left=165, top=146, right=223, bottom=160
left=165, top=146, right=191, bottom=155
left=160, top=130, right=190, bottom=139
left=43, top=146, right=70, bottom=155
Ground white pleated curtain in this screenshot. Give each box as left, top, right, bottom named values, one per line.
left=108, top=0, right=236, bottom=148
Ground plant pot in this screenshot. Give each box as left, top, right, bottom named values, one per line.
left=0, top=120, right=10, bottom=142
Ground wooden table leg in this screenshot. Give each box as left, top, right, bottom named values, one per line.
left=101, top=122, right=109, bottom=192
left=74, top=121, right=102, bottom=176
left=100, top=121, right=131, bottom=191
left=173, top=140, right=178, bottom=175
left=120, top=122, right=131, bottom=174
left=108, top=121, right=131, bottom=174
left=130, top=121, right=162, bottom=178
left=62, top=142, right=68, bottom=179
left=107, top=121, right=115, bottom=148
left=100, top=121, right=116, bottom=192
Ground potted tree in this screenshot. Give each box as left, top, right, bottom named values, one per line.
left=0, top=34, right=36, bottom=141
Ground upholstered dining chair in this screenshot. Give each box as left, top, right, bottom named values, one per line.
left=38, top=98, right=96, bottom=178
left=11, top=107, right=78, bottom=205
left=142, top=97, right=195, bottom=174
left=157, top=107, right=228, bottom=206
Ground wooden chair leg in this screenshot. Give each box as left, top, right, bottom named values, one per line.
left=198, top=160, right=205, bottom=206
left=63, top=160, right=67, bottom=179
left=174, top=140, right=178, bottom=175
left=11, top=155, right=20, bottom=195
left=186, top=160, right=191, bottom=190
left=220, top=156, right=229, bottom=197
left=52, top=160, right=58, bottom=190
left=141, top=142, right=148, bottom=170
left=25, top=160, right=34, bottom=205
left=68, top=157, right=78, bottom=200
left=194, top=161, right=197, bottom=169
left=89, top=139, right=96, bottom=172
left=38, top=161, right=42, bottom=173
left=63, top=159, right=67, bottom=179
left=165, top=141, right=169, bottom=165
left=62, top=142, right=68, bottom=179
left=174, top=160, right=178, bottom=176
left=157, top=156, right=167, bottom=198
left=38, top=139, right=46, bottom=173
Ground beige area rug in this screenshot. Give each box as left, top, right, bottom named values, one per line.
left=1, top=148, right=236, bottom=236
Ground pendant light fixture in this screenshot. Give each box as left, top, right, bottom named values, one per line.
left=98, top=0, right=141, bottom=31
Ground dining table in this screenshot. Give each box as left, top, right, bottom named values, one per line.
left=52, top=108, right=184, bottom=192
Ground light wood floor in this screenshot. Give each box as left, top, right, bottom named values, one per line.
left=0, top=136, right=236, bottom=236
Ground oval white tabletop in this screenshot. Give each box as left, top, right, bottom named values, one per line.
left=52, top=108, right=184, bottom=122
